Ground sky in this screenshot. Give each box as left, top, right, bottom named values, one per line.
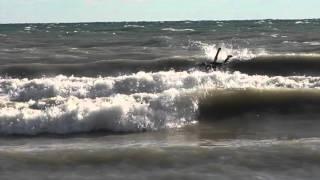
left=0, top=0, right=319, bottom=23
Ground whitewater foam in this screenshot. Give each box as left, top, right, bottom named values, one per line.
left=196, top=42, right=267, bottom=60
left=2, top=71, right=320, bottom=102
left=0, top=91, right=198, bottom=135
left=2, top=70, right=320, bottom=135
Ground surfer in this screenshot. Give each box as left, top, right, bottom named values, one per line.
left=200, top=48, right=233, bottom=70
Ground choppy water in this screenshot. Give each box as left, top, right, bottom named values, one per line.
left=0, top=19, right=320, bottom=179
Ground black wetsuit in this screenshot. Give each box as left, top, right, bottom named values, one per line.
left=198, top=48, right=232, bottom=70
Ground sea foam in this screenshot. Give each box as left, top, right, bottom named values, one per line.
left=193, top=42, right=267, bottom=61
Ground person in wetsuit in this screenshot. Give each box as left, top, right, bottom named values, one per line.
left=202, top=48, right=233, bottom=70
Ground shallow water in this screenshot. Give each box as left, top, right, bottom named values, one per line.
left=1, top=119, right=320, bottom=180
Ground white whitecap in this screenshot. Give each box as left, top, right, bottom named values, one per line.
left=124, top=25, right=145, bottom=28
left=162, top=28, right=195, bottom=32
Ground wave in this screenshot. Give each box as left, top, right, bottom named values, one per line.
left=295, top=20, right=310, bottom=24
left=0, top=58, right=200, bottom=78
left=2, top=40, right=318, bottom=78
left=161, top=28, right=195, bottom=32
left=196, top=43, right=320, bottom=76
left=2, top=88, right=320, bottom=135
left=3, top=70, right=320, bottom=102
left=0, top=42, right=263, bottom=78
left=0, top=91, right=198, bottom=135
left=227, top=55, right=320, bottom=76
left=282, top=41, right=320, bottom=46
left=282, top=41, right=299, bottom=44
left=303, top=41, right=320, bottom=46
left=199, top=89, right=320, bottom=120
left=24, top=26, right=32, bottom=31
left=2, top=70, right=320, bottom=135
left=123, top=25, right=145, bottom=28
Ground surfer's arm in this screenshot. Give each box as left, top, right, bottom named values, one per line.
left=224, top=55, right=233, bottom=63
left=214, top=48, right=222, bottom=63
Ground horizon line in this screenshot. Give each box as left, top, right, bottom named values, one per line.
left=0, top=17, right=319, bottom=25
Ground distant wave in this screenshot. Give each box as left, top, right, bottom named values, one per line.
left=24, top=26, right=32, bottom=31
left=295, top=20, right=310, bottom=24
left=282, top=41, right=320, bottom=46
left=124, top=25, right=145, bottom=28
left=282, top=41, right=299, bottom=44
left=270, top=34, right=279, bottom=38
left=161, top=28, right=195, bottom=32
left=303, top=41, right=320, bottom=46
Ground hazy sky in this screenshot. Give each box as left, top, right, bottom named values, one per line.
left=0, top=0, right=319, bottom=23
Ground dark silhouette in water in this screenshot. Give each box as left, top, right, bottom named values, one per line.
left=224, top=55, right=233, bottom=63
left=199, top=48, right=233, bottom=70
left=214, top=48, right=222, bottom=62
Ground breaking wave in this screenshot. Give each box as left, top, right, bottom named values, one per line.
left=1, top=70, right=320, bottom=135
left=0, top=91, right=198, bottom=135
